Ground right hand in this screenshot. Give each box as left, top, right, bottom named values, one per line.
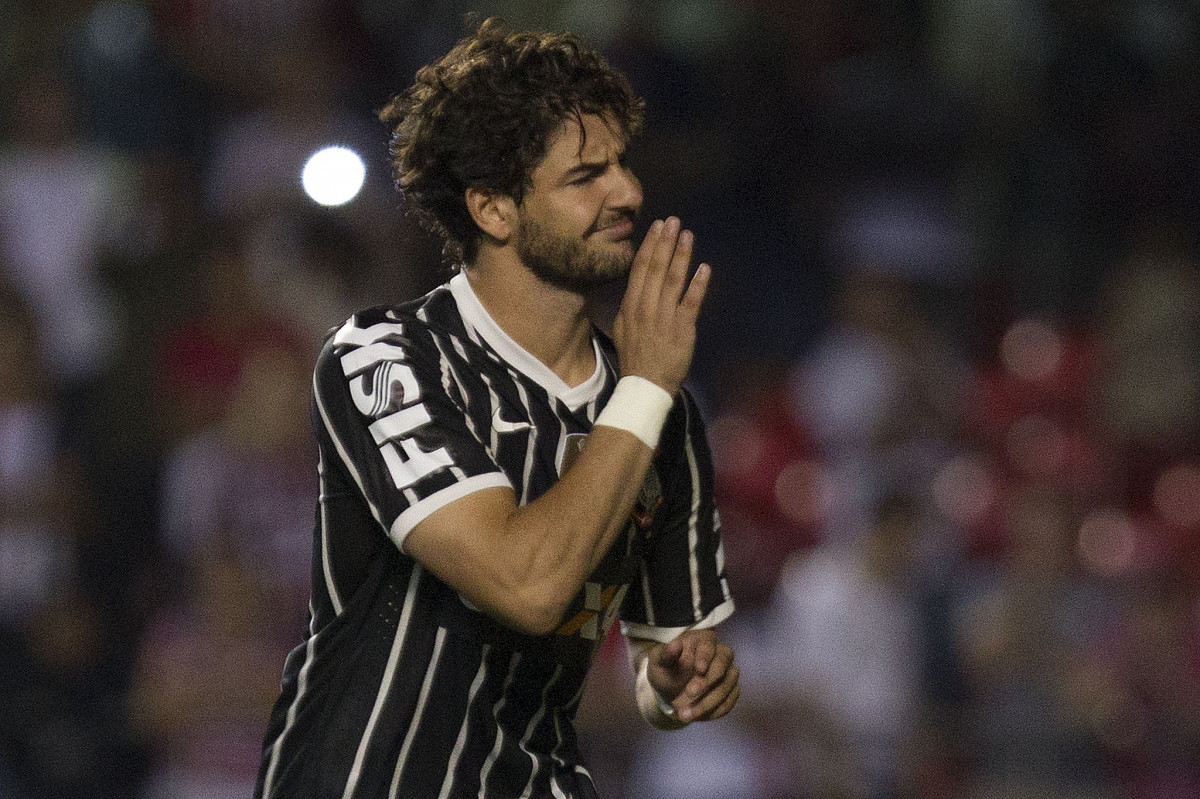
left=613, top=217, right=711, bottom=396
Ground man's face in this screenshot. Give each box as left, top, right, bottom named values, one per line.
left=514, top=113, right=643, bottom=292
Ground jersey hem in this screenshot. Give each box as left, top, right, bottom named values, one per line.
left=619, top=598, right=736, bottom=643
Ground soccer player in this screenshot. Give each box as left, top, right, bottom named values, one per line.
left=255, top=18, right=738, bottom=799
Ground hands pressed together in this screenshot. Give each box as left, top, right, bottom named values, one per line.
left=644, top=628, right=740, bottom=724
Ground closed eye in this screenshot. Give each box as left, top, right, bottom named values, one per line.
left=566, top=165, right=605, bottom=186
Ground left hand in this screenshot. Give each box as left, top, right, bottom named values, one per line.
left=644, top=629, right=740, bottom=722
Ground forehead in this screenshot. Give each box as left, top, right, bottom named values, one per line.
left=534, top=113, right=625, bottom=176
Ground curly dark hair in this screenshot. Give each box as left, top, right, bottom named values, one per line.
left=378, top=17, right=645, bottom=265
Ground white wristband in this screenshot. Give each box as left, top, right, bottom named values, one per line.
left=594, top=376, right=674, bottom=450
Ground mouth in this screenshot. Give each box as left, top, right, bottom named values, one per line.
left=593, top=218, right=634, bottom=240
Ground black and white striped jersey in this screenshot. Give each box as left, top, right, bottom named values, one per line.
left=255, top=273, right=734, bottom=799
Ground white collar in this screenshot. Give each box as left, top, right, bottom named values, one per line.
left=448, top=272, right=606, bottom=410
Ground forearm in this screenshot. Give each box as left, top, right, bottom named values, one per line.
left=506, top=425, right=653, bottom=605
left=406, top=423, right=657, bottom=635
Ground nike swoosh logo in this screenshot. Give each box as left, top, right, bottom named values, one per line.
left=492, top=407, right=531, bottom=433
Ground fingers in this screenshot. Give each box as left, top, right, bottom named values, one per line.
left=692, top=630, right=716, bottom=675
left=676, top=644, right=738, bottom=722
left=652, top=635, right=683, bottom=668
left=657, top=228, right=693, bottom=318
left=622, top=219, right=663, bottom=311
left=679, top=263, right=711, bottom=321
left=637, top=217, right=681, bottom=314
left=612, top=215, right=708, bottom=395
left=675, top=631, right=698, bottom=677
left=699, top=682, right=741, bottom=722
left=681, top=638, right=726, bottom=698
left=627, top=217, right=708, bottom=320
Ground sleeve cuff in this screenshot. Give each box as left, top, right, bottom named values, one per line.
left=388, top=472, right=513, bottom=550
left=620, top=598, right=736, bottom=643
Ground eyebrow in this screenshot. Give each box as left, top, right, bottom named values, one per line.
left=562, top=160, right=608, bottom=183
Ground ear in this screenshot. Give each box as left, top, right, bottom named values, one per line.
left=465, top=187, right=518, bottom=244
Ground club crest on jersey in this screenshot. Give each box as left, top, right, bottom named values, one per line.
left=556, top=432, right=588, bottom=475
left=632, top=467, right=663, bottom=530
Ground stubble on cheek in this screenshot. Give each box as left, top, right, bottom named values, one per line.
left=516, top=216, right=633, bottom=292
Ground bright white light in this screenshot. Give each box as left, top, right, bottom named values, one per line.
left=302, top=146, right=366, bottom=207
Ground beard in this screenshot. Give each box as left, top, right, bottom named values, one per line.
left=515, top=214, right=634, bottom=293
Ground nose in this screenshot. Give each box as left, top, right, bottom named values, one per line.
left=610, top=165, right=642, bottom=214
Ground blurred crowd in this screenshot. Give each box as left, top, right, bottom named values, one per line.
left=1, top=1, right=1198, bottom=798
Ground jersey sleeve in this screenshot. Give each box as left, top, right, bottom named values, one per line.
left=620, top=389, right=735, bottom=642
left=312, top=311, right=512, bottom=550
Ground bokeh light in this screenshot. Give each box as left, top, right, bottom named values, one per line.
left=1153, top=463, right=1200, bottom=528
left=1078, top=509, right=1138, bottom=577
left=301, top=146, right=366, bottom=207
left=85, top=1, right=152, bottom=61
left=932, top=453, right=997, bottom=525
left=1000, top=319, right=1062, bottom=382
left=773, top=460, right=831, bottom=526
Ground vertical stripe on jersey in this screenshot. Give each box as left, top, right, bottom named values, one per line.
left=317, top=451, right=344, bottom=615
left=314, top=371, right=387, bottom=532
left=261, top=633, right=318, bottom=799
left=429, top=330, right=487, bottom=452
left=482, top=374, right=502, bottom=455
left=640, top=560, right=656, bottom=626
left=513, top=380, right=537, bottom=505
left=342, top=565, right=424, bottom=799
left=478, top=654, right=522, bottom=799
left=682, top=400, right=704, bottom=620
left=389, top=625, right=449, bottom=798
left=550, top=678, right=587, bottom=770
left=517, top=665, right=562, bottom=799
left=437, top=645, right=492, bottom=799
left=714, top=510, right=732, bottom=602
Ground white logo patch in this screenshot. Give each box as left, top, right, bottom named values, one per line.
left=337, top=318, right=452, bottom=489
left=491, top=406, right=530, bottom=434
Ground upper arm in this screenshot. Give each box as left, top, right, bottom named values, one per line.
left=401, top=484, right=544, bottom=630
left=313, top=312, right=511, bottom=551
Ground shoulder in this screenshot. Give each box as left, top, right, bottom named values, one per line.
left=316, top=285, right=463, bottom=367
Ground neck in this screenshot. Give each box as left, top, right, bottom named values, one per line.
left=463, top=249, right=597, bottom=388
